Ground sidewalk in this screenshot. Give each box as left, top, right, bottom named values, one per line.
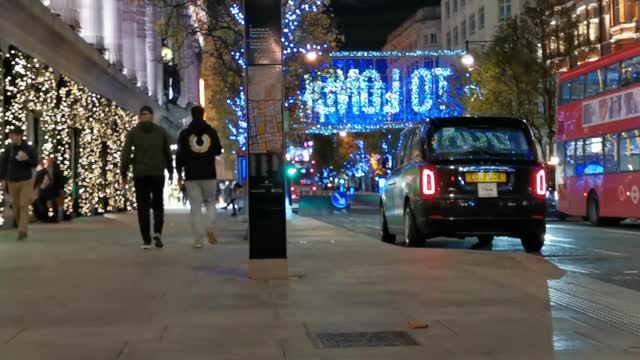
left=0, top=211, right=639, bottom=359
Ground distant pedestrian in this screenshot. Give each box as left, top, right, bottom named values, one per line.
left=34, top=156, right=66, bottom=222
left=176, top=105, right=222, bottom=249
left=0, top=128, right=39, bottom=240
left=121, top=106, right=174, bottom=250
left=223, top=182, right=243, bottom=217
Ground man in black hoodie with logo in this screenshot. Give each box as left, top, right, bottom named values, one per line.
left=121, top=106, right=174, bottom=250
left=176, top=105, right=222, bottom=248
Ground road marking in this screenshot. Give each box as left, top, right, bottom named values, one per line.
left=553, top=263, right=598, bottom=274
left=547, top=224, right=640, bottom=237
left=624, top=270, right=639, bottom=274
left=545, top=236, right=574, bottom=243
left=592, top=249, right=626, bottom=257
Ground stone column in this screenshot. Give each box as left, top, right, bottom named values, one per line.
left=135, top=3, right=148, bottom=91
left=78, top=0, right=104, bottom=48
left=121, top=1, right=136, bottom=80
left=46, top=0, right=80, bottom=30
left=146, top=5, right=159, bottom=99
left=103, top=0, right=123, bottom=66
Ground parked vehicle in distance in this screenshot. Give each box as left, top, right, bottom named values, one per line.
left=380, top=117, right=547, bottom=252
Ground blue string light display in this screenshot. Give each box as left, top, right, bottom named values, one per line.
left=301, top=54, right=466, bottom=134
left=226, top=87, right=247, bottom=150
left=225, top=0, right=329, bottom=149
left=343, top=139, right=370, bottom=178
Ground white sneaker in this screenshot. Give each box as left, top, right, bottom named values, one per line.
left=192, top=242, right=203, bottom=249
left=141, top=244, right=152, bottom=250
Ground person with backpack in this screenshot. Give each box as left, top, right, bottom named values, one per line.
left=0, top=128, right=39, bottom=240
left=120, top=106, right=174, bottom=250
left=176, top=105, right=222, bottom=249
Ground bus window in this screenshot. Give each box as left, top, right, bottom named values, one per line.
left=560, top=81, right=572, bottom=104
left=575, top=139, right=585, bottom=175
left=564, top=141, right=576, bottom=177
left=621, top=56, right=640, bottom=86
left=584, top=137, right=604, bottom=174
left=619, top=131, right=640, bottom=172
left=604, top=134, right=619, bottom=173
left=585, top=70, right=604, bottom=97
left=605, top=63, right=621, bottom=90
left=571, top=75, right=585, bottom=101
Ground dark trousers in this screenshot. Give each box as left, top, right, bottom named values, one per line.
left=134, top=176, right=165, bottom=243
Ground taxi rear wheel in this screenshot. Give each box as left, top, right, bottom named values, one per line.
left=380, top=208, right=396, bottom=244
left=477, top=235, right=494, bottom=245
left=521, top=233, right=544, bottom=253
left=404, top=207, right=425, bottom=248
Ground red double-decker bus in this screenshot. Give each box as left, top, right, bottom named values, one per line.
left=556, top=46, right=640, bottom=225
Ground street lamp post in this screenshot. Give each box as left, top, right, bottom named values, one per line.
left=461, top=40, right=495, bottom=68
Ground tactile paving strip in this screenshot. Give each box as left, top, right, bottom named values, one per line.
left=549, top=280, right=640, bottom=336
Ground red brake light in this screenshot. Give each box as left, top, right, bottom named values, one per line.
left=534, top=167, right=546, bottom=197
left=420, top=166, right=437, bottom=198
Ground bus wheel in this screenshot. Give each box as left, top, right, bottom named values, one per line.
left=587, top=194, right=622, bottom=226
left=587, top=194, right=601, bottom=226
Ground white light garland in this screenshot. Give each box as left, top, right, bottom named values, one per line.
left=1, top=49, right=138, bottom=224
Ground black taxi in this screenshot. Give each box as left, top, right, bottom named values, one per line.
left=380, top=117, right=547, bottom=252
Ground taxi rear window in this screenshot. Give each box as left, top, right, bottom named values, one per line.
left=428, top=126, right=534, bottom=161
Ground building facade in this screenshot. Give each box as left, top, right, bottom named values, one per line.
left=440, top=0, right=527, bottom=50
left=548, top=0, right=640, bottom=70
left=383, top=7, right=442, bottom=51
left=0, top=0, right=201, bottom=222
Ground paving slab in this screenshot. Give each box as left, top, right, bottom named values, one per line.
left=0, top=211, right=638, bottom=359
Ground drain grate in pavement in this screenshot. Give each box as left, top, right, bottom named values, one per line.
left=308, top=331, right=420, bottom=349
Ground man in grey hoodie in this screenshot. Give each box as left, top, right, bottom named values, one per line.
left=121, top=106, right=174, bottom=249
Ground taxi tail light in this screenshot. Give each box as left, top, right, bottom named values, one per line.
left=534, top=167, right=546, bottom=198
left=420, top=165, right=438, bottom=199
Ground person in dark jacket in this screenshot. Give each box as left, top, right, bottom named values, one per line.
left=176, top=105, right=222, bottom=248
left=34, top=156, right=66, bottom=222
left=0, top=128, right=39, bottom=240
left=121, top=106, right=174, bottom=249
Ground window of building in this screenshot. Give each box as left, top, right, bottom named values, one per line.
left=619, top=130, right=640, bottom=172
left=624, top=0, right=637, bottom=22
left=571, top=75, right=585, bottom=101
left=612, top=0, right=621, bottom=26
left=606, top=63, right=621, bottom=90
left=445, top=1, right=450, bottom=18
left=454, top=26, right=459, bottom=46
left=499, top=0, right=512, bottom=23
left=430, top=33, right=437, bottom=44
left=585, top=70, right=605, bottom=97
left=470, top=14, right=476, bottom=35
left=461, top=20, right=466, bottom=41
left=479, top=7, right=485, bottom=29
left=454, top=0, right=458, bottom=12
left=621, top=56, right=640, bottom=86
left=447, top=32, right=451, bottom=49
left=461, top=0, right=466, bottom=7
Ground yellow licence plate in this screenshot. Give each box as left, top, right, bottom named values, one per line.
left=465, top=172, right=507, bottom=183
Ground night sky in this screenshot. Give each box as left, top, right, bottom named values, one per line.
left=332, top=0, right=438, bottom=50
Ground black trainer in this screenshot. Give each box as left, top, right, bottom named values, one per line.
left=153, top=234, right=164, bottom=249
